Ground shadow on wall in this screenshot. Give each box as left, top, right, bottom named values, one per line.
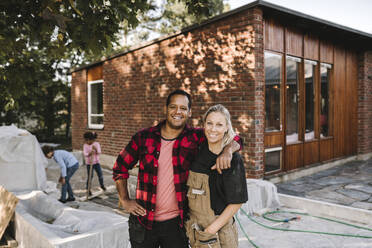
left=95, top=11, right=262, bottom=169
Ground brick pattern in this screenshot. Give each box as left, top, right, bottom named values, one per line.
left=71, top=70, right=88, bottom=150
left=357, top=50, right=372, bottom=154
left=71, top=7, right=265, bottom=178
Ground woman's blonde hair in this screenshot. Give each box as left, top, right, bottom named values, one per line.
left=203, top=104, right=236, bottom=149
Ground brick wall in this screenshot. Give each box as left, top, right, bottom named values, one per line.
left=357, top=50, right=372, bottom=154
left=71, top=7, right=265, bottom=178
left=71, top=70, right=88, bottom=150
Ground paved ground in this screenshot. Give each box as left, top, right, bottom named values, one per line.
left=46, top=157, right=372, bottom=212
left=46, top=162, right=120, bottom=209
left=45, top=157, right=372, bottom=247
left=275, top=158, right=372, bottom=210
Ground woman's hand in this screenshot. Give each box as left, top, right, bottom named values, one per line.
left=204, top=225, right=218, bottom=234
left=204, top=204, right=242, bottom=235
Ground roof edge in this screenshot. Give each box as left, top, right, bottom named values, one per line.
left=258, top=0, right=372, bottom=39
left=71, top=0, right=372, bottom=73
left=70, top=0, right=262, bottom=73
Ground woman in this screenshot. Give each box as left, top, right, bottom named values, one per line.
left=185, top=104, right=248, bottom=248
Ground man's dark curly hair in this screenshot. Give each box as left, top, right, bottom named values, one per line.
left=166, top=89, right=192, bottom=109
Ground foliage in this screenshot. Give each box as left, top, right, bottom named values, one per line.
left=0, top=46, right=70, bottom=138
left=0, top=0, right=224, bottom=138
left=126, top=0, right=229, bottom=45
left=1, top=0, right=154, bottom=108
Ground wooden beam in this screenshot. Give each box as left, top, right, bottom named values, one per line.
left=0, top=186, right=18, bottom=240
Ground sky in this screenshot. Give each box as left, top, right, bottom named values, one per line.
left=226, top=0, right=372, bottom=34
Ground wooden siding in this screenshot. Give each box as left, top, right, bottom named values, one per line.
left=285, top=144, right=303, bottom=170
left=304, top=141, right=319, bottom=165
left=285, top=26, right=303, bottom=57
left=264, top=18, right=284, bottom=52
left=320, top=40, right=333, bottom=63
left=333, top=46, right=346, bottom=158
left=87, top=65, right=103, bottom=81
left=320, top=138, right=333, bottom=161
left=264, top=133, right=283, bottom=147
left=346, top=50, right=358, bottom=155
left=304, top=33, right=319, bottom=60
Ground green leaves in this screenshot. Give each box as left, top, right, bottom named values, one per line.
left=0, top=0, right=220, bottom=133
left=129, top=0, right=224, bottom=43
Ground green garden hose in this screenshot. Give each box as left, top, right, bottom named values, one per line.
left=240, top=208, right=372, bottom=239
left=235, top=214, right=260, bottom=248
left=235, top=208, right=372, bottom=248
left=263, top=210, right=372, bottom=232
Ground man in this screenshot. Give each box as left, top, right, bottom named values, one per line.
left=113, top=89, right=242, bottom=248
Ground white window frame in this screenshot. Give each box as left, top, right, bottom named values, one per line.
left=88, top=79, right=104, bottom=129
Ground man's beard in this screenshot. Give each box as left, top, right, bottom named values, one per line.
left=167, top=120, right=186, bottom=130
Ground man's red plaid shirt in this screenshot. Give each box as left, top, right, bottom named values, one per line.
left=113, top=120, right=241, bottom=230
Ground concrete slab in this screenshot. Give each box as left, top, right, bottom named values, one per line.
left=278, top=194, right=372, bottom=225
left=306, top=190, right=356, bottom=205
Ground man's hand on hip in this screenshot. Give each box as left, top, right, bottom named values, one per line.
left=120, top=199, right=146, bottom=216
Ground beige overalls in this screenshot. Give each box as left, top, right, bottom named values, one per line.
left=185, top=170, right=239, bottom=248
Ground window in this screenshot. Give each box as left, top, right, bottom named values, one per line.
left=265, top=52, right=282, bottom=132
left=88, top=80, right=104, bottom=129
left=265, top=147, right=282, bottom=173
left=320, top=63, right=332, bottom=138
left=304, top=60, right=317, bottom=141
left=286, top=56, right=301, bottom=143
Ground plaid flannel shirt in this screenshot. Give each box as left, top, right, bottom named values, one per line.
left=113, top=120, right=242, bottom=229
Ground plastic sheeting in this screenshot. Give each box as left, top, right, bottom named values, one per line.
left=0, top=125, right=48, bottom=192
left=15, top=191, right=130, bottom=248
left=242, top=179, right=281, bottom=215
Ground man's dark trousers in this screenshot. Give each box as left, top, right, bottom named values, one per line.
left=128, top=215, right=189, bottom=248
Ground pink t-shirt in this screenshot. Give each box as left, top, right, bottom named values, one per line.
left=83, top=141, right=101, bottom=165
left=154, top=139, right=179, bottom=221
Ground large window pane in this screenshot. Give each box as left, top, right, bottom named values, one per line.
left=305, top=60, right=317, bottom=141
left=320, top=64, right=332, bottom=138
left=88, top=80, right=104, bottom=129
left=265, top=52, right=282, bottom=132
left=265, top=148, right=282, bottom=173
left=91, top=83, right=103, bottom=114
left=286, top=56, right=301, bottom=143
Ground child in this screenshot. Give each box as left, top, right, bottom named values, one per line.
left=42, top=146, right=79, bottom=203
left=83, top=132, right=106, bottom=195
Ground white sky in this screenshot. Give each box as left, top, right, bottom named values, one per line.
left=226, top=0, right=372, bottom=34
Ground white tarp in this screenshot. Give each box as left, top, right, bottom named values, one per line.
left=0, top=125, right=48, bottom=192
left=242, top=179, right=281, bottom=215
left=15, top=191, right=130, bottom=248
